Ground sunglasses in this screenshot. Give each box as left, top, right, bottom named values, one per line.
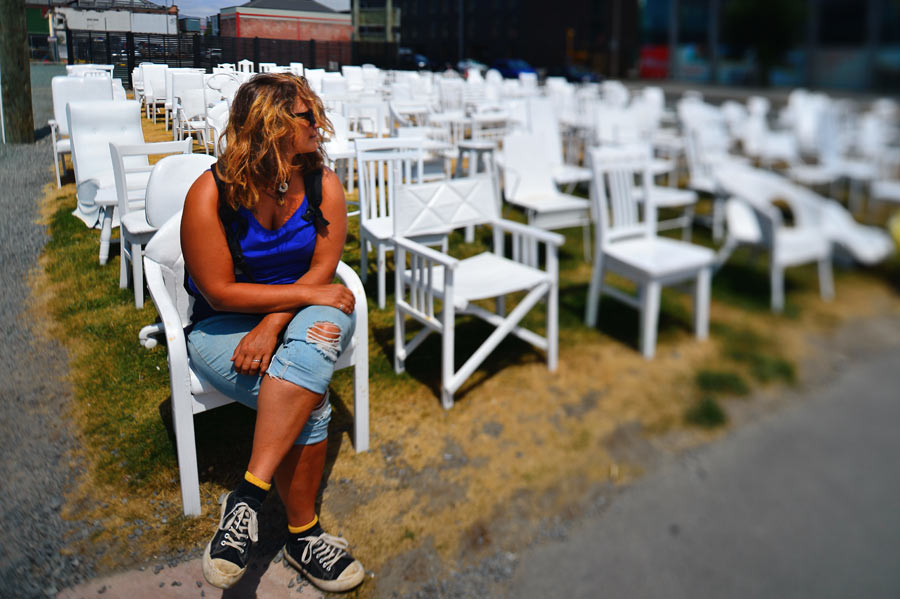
left=292, top=109, right=316, bottom=127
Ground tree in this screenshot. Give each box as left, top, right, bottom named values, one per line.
left=722, top=0, right=805, bottom=87
left=0, top=0, right=35, bottom=143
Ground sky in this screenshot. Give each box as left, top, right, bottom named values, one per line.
left=174, top=0, right=350, bottom=18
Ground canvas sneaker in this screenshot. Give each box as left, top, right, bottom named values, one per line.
left=201, top=492, right=260, bottom=589
left=284, top=531, right=365, bottom=592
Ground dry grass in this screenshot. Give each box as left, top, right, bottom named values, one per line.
left=32, top=112, right=900, bottom=593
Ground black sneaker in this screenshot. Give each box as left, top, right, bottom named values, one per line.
left=284, top=531, right=365, bottom=592
left=202, top=492, right=260, bottom=589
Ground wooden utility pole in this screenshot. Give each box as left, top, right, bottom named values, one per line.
left=0, top=0, right=35, bottom=143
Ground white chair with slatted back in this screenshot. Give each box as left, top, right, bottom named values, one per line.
left=356, top=137, right=443, bottom=309
left=110, top=139, right=193, bottom=308
left=143, top=212, right=369, bottom=516
left=585, top=145, right=715, bottom=358
left=393, top=176, right=563, bottom=408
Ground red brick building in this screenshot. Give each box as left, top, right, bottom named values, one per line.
left=219, top=0, right=352, bottom=41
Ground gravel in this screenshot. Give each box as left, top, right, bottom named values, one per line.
left=0, top=63, right=97, bottom=599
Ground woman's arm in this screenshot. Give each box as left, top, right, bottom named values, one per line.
left=180, top=169, right=354, bottom=315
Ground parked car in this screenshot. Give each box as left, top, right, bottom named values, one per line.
left=490, top=58, right=536, bottom=79
left=546, top=64, right=603, bottom=83
left=397, top=48, right=434, bottom=71
left=457, top=58, right=488, bottom=77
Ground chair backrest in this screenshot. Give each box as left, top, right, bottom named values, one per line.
left=355, top=137, right=425, bottom=223
left=68, top=100, right=144, bottom=185
left=344, top=101, right=387, bottom=137
left=166, top=68, right=202, bottom=107
left=394, top=176, right=498, bottom=238
left=51, top=76, right=114, bottom=136
left=305, top=68, right=325, bottom=93
left=342, top=65, right=364, bottom=91
left=145, top=153, right=217, bottom=227
left=527, top=98, right=563, bottom=164
left=206, top=72, right=241, bottom=106
left=258, top=62, right=277, bottom=73
left=180, top=89, right=209, bottom=121
left=144, top=211, right=193, bottom=327
left=142, top=64, right=168, bottom=100
left=110, top=139, right=192, bottom=222
left=289, top=62, right=304, bottom=76
left=588, top=145, right=654, bottom=245
left=206, top=102, right=230, bottom=155
left=501, top=132, right=557, bottom=201
left=237, top=59, right=255, bottom=74
left=322, top=72, right=347, bottom=96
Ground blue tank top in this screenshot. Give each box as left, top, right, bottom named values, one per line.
left=187, top=169, right=318, bottom=323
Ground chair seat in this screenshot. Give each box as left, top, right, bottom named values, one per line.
left=873, top=179, right=900, bottom=202
left=55, top=138, right=71, bottom=154
left=404, top=252, right=551, bottom=309
left=789, top=164, right=838, bottom=186
left=634, top=186, right=698, bottom=208
left=605, top=237, right=715, bottom=279
left=774, top=227, right=830, bottom=265
left=121, top=209, right=156, bottom=235
left=361, top=216, right=393, bottom=240
left=552, top=164, right=592, bottom=185
left=509, top=191, right=590, bottom=214
left=649, top=157, right=675, bottom=176
left=689, top=175, right=718, bottom=195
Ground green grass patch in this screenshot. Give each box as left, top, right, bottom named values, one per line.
left=684, top=396, right=728, bottom=428
left=695, top=369, right=750, bottom=396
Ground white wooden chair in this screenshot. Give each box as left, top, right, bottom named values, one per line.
left=393, top=176, right=563, bottom=408
left=585, top=146, right=715, bottom=358
left=67, top=100, right=146, bottom=264
left=355, top=137, right=447, bottom=309
left=109, top=139, right=195, bottom=308
left=143, top=212, right=370, bottom=516
left=49, top=75, right=114, bottom=188
left=713, top=163, right=834, bottom=313
left=526, top=98, right=592, bottom=189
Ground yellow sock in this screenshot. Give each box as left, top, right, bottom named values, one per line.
left=244, top=470, right=271, bottom=491
left=288, top=515, right=319, bottom=534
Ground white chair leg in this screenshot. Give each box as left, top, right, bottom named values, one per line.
left=694, top=267, right=711, bottom=340
left=377, top=243, right=387, bottom=309
left=171, top=395, right=202, bottom=517
left=132, top=241, right=144, bottom=309
left=682, top=205, right=695, bottom=241
left=440, top=302, right=456, bottom=410
left=712, top=196, right=725, bottom=242
left=119, top=238, right=129, bottom=288
left=585, top=253, right=604, bottom=327
left=640, top=281, right=661, bottom=359
left=99, top=207, right=114, bottom=265
left=464, top=225, right=475, bottom=243
left=54, top=153, right=62, bottom=188
left=818, top=257, right=834, bottom=301
left=347, top=158, right=355, bottom=194
left=582, top=221, right=592, bottom=262
left=770, top=263, right=785, bottom=313
left=359, top=235, right=368, bottom=284
left=547, top=280, right=559, bottom=371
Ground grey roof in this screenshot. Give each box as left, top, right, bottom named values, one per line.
left=237, top=0, right=337, bottom=12
left=72, top=0, right=166, bottom=9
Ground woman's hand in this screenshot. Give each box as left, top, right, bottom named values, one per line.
left=312, top=283, right=356, bottom=315
left=232, top=321, right=281, bottom=376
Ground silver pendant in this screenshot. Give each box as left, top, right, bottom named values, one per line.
left=277, top=181, right=289, bottom=194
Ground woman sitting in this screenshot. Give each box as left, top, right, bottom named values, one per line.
left=181, top=72, right=364, bottom=593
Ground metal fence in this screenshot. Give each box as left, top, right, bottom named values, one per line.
left=65, top=30, right=401, bottom=87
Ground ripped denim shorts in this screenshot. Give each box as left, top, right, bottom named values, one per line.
left=186, top=305, right=355, bottom=446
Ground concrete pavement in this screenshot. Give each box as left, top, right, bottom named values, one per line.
left=506, top=347, right=900, bottom=599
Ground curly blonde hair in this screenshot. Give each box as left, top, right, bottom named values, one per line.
left=217, top=72, right=334, bottom=210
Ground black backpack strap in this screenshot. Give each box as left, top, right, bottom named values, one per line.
left=301, top=168, right=330, bottom=229
left=212, top=162, right=255, bottom=283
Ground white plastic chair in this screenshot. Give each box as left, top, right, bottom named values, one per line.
left=143, top=212, right=370, bottom=516
left=393, top=176, right=562, bottom=408
left=585, top=146, right=715, bottom=358
left=68, top=100, right=146, bottom=264
left=49, top=75, right=113, bottom=187
left=501, top=132, right=592, bottom=258
left=109, top=140, right=198, bottom=308
left=713, top=163, right=834, bottom=312
left=141, top=64, right=168, bottom=122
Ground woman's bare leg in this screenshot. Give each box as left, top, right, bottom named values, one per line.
left=273, top=441, right=328, bottom=527
left=246, top=375, right=323, bottom=483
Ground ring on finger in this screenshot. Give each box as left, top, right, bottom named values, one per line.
left=251, top=359, right=262, bottom=363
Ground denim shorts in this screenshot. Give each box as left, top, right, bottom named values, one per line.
left=186, top=305, right=356, bottom=446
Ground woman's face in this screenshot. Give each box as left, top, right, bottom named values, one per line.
left=288, top=96, right=319, bottom=155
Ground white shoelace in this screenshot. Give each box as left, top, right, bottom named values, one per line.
left=219, top=502, right=259, bottom=552
left=299, top=533, right=350, bottom=572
